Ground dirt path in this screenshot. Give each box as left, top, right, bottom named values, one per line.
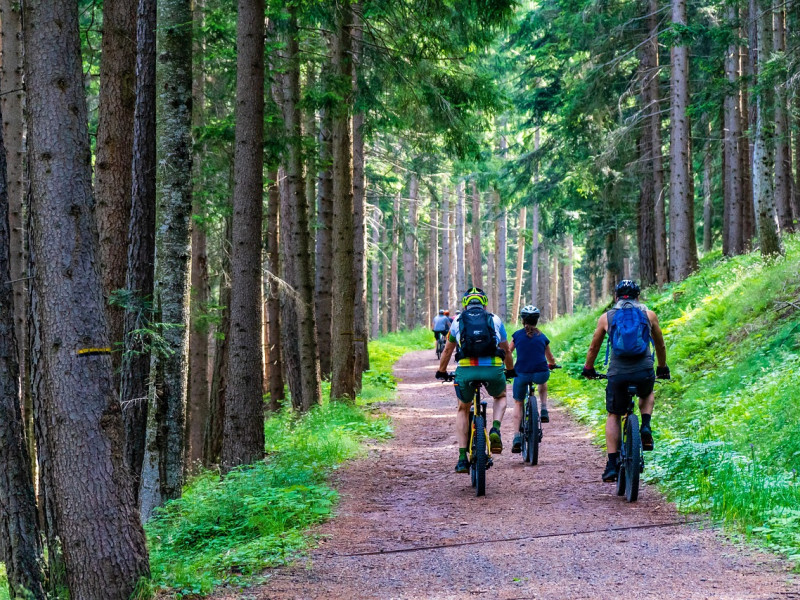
left=220, top=350, right=800, bottom=600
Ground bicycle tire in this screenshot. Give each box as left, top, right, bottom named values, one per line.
left=616, top=455, right=626, bottom=496
left=474, top=415, right=487, bottom=496
left=526, top=395, right=540, bottom=465
left=625, top=414, right=641, bottom=502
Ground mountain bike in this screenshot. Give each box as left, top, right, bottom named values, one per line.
left=443, top=373, right=492, bottom=497
left=435, top=334, right=446, bottom=360
left=594, top=374, right=643, bottom=503
left=520, top=380, right=542, bottom=466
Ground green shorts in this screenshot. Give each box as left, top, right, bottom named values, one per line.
left=454, top=365, right=507, bottom=404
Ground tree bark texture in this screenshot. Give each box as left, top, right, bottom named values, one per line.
left=266, top=174, right=284, bottom=408
left=403, top=174, right=419, bottom=328
left=223, top=0, right=265, bottom=471
left=139, top=0, right=193, bottom=521
left=315, top=108, right=334, bottom=376
left=95, top=0, right=137, bottom=376
left=279, top=9, right=321, bottom=410
left=495, top=191, right=507, bottom=321
left=703, top=120, right=714, bottom=253
left=531, top=203, right=540, bottom=307
left=204, top=268, right=230, bottom=465
left=511, top=206, right=526, bottom=322
left=455, top=180, right=466, bottom=296
left=562, top=235, right=574, bottom=315
left=745, top=0, right=759, bottom=246
left=772, top=0, right=794, bottom=233
left=23, top=0, right=151, bottom=592
left=637, top=126, right=657, bottom=287
left=668, top=0, right=698, bottom=282
left=753, top=0, right=782, bottom=255
left=537, top=242, right=550, bottom=321
left=550, top=250, right=559, bottom=319
left=389, top=193, right=400, bottom=332
left=187, top=0, right=209, bottom=470
left=371, top=206, right=380, bottom=339
left=723, top=3, right=743, bottom=256
left=380, top=221, right=389, bottom=335
left=470, top=178, right=483, bottom=288
left=0, top=0, right=30, bottom=459
left=121, top=0, right=157, bottom=491
left=441, top=185, right=451, bottom=311
left=0, top=103, right=46, bottom=600
left=352, top=35, right=368, bottom=388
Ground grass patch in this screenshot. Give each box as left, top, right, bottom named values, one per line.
left=547, top=234, right=800, bottom=560
left=146, top=328, right=428, bottom=597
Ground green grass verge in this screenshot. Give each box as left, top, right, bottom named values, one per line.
left=146, top=328, right=430, bottom=597
left=0, top=565, right=7, bottom=600
left=547, top=235, right=800, bottom=560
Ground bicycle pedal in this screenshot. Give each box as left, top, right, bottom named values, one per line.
left=487, top=457, right=494, bottom=468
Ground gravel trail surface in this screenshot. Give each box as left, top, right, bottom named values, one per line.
left=219, top=350, right=800, bottom=600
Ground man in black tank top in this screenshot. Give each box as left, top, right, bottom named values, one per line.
left=581, top=280, right=670, bottom=482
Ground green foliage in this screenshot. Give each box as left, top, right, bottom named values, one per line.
left=548, top=235, right=800, bottom=559
left=144, top=329, right=429, bottom=597
left=0, top=565, right=7, bottom=600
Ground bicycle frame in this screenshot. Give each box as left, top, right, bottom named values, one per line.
left=468, top=382, right=491, bottom=462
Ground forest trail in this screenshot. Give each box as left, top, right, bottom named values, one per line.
left=220, top=350, right=800, bottom=600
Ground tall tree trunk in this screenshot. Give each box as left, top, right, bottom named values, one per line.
left=330, top=0, right=356, bottom=400
left=645, top=0, right=668, bottom=285
left=753, top=0, right=782, bottom=255
left=95, top=0, right=137, bottom=379
left=23, top=0, right=150, bottom=591
left=0, top=103, right=46, bottom=600
left=139, top=0, right=193, bottom=521
left=449, top=200, right=457, bottom=307
left=371, top=206, right=381, bottom=339
left=222, top=0, right=265, bottom=471
left=0, top=0, right=31, bottom=464
left=511, top=207, right=527, bottom=321
left=562, top=234, right=574, bottom=314
left=352, top=13, right=367, bottom=389
left=305, top=67, right=317, bottom=249
left=403, top=174, right=419, bottom=328
left=380, top=220, right=389, bottom=335
left=703, top=121, right=714, bottom=253
left=531, top=203, right=540, bottom=306
left=441, top=185, right=451, bottom=310
left=470, top=178, right=483, bottom=288
left=537, top=242, right=550, bottom=321
left=637, top=11, right=657, bottom=286
left=487, top=246, right=495, bottom=308
left=204, top=253, right=230, bottom=466
left=455, top=180, right=466, bottom=295
left=794, top=91, right=800, bottom=224
left=121, top=0, right=157, bottom=491
left=187, top=0, right=209, bottom=470
left=745, top=0, right=759, bottom=247
left=668, top=0, right=698, bottom=281
left=773, top=0, right=794, bottom=233
left=389, top=193, right=400, bottom=332
left=265, top=173, right=284, bottom=409
left=315, top=109, right=333, bottom=376
left=495, top=192, right=507, bottom=321
left=724, top=3, right=744, bottom=256
left=550, top=249, right=559, bottom=319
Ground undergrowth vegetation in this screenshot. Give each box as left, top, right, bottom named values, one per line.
left=145, top=329, right=429, bottom=597
left=548, top=235, right=800, bottom=560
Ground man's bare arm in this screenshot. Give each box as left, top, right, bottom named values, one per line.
left=583, top=313, right=608, bottom=368
left=438, top=340, right=457, bottom=373
left=648, top=311, right=668, bottom=367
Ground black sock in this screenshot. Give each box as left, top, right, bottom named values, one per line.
left=641, top=414, right=651, bottom=428
left=608, top=452, right=620, bottom=465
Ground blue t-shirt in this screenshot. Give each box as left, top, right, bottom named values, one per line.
left=512, top=329, right=550, bottom=374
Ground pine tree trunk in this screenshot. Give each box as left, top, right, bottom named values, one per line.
left=139, top=0, right=193, bottom=521
left=266, top=173, right=284, bottom=409
left=772, top=0, right=794, bottom=233
left=330, top=1, right=356, bottom=400
left=430, top=191, right=440, bottom=321
left=455, top=180, right=466, bottom=295
left=470, top=178, right=483, bottom=288
left=371, top=206, right=380, bottom=339
left=703, top=119, right=714, bottom=253
left=390, top=194, right=400, bottom=332
left=0, top=103, right=46, bottom=599
left=537, top=242, right=550, bottom=321
left=95, top=0, right=137, bottom=377
left=23, top=0, right=150, bottom=591
left=403, top=174, right=419, bottom=328
left=222, top=0, right=265, bottom=471
left=562, top=235, right=574, bottom=314
left=668, top=0, right=698, bottom=281
left=121, top=0, right=157, bottom=490
left=745, top=0, right=759, bottom=246
left=305, top=68, right=317, bottom=249
left=753, top=0, right=782, bottom=255
left=449, top=201, right=457, bottom=308
left=187, top=0, right=209, bottom=470
left=511, top=207, right=527, bottom=322
left=495, top=192, right=507, bottom=321
left=531, top=203, right=540, bottom=306
left=204, top=265, right=230, bottom=465
left=550, top=250, right=559, bottom=319
left=380, top=222, right=389, bottom=335
left=352, top=18, right=367, bottom=388
left=723, top=3, right=744, bottom=256
left=794, top=92, right=800, bottom=223
left=441, top=185, right=451, bottom=311
left=637, top=125, right=657, bottom=286
left=315, top=108, right=334, bottom=376
left=0, top=0, right=31, bottom=464
left=279, top=9, right=322, bottom=410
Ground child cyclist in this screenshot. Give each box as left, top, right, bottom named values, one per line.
left=508, top=305, right=558, bottom=454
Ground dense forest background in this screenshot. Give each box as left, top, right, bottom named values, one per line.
left=0, top=0, right=798, bottom=596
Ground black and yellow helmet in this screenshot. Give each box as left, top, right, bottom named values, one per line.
left=461, top=287, right=488, bottom=308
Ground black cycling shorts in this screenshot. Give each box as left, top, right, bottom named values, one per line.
left=605, top=369, right=655, bottom=415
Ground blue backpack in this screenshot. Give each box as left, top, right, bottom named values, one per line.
left=605, top=302, right=652, bottom=364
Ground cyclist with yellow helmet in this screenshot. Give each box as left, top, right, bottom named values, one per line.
left=436, top=287, right=515, bottom=474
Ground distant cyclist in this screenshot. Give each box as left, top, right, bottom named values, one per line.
left=581, top=280, right=670, bottom=482
left=432, top=309, right=450, bottom=348
left=508, top=305, right=558, bottom=453
left=435, top=288, right=515, bottom=473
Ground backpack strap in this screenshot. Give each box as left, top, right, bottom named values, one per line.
left=604, top=309, right=614, bottom=365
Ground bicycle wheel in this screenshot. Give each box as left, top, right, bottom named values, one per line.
left=525, top=395, right=540, bottom=465
left=624, top=414, right=641, bottom=502
left=473, top=415, right=487, bottom=496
